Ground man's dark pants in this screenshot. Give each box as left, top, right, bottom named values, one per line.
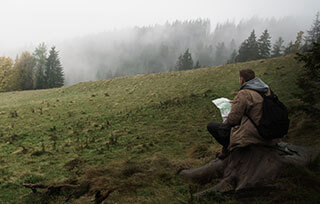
left=207, top=122, right=231, bottom=148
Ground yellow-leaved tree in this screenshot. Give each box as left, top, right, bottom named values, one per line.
left=0, top=57, right=19, bottom=92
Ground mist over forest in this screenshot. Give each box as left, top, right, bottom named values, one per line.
left=54, top=16, right=308, bottom=85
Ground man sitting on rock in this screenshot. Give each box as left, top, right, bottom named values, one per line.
left=207, top=69, right=272, bottom=159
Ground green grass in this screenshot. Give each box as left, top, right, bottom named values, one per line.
left=0, top=55, right=318, bottom=203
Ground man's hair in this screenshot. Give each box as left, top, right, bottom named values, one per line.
left=239, top=69, right=255, bottom=82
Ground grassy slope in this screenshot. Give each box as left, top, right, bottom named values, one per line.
left=0, top=55, right=318, bottom=203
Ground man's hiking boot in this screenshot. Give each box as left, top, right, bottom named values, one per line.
left=216, top=147, right=229, bottom=160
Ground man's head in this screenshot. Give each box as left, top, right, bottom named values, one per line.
left=239, top=69, right=255, bottom=85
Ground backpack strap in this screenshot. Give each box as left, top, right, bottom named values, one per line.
left=246, top=113, right=259, bottom=130
left=244, top=90, right=259, bottom=129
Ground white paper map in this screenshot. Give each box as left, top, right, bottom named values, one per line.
left=212, top=98, right=231, bottom=121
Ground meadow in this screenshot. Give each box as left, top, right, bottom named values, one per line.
left=0, top=55, right=319, bottom=203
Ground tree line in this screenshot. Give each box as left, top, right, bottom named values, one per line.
left=57, top=17, right=304, bottom=84
left=174, top=12, right=319, bottom=70
left=230, top=29, right=301, bottom=63
left=174, top=29, right=302, bottom=70
left=0, top=44, right=64, bottom=92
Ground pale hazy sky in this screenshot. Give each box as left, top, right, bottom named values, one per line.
left=0, top=0, right=319, bottom=53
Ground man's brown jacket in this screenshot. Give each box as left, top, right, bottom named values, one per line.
left=224, top=89, right=272, bottom=151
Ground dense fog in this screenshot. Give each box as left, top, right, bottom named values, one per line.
left=56, top=16, right=309, bottom=85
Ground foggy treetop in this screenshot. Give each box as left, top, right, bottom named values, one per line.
left=57, top=17, right=308, bottom=85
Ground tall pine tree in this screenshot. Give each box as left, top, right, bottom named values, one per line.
left=45, top=47, right=64, bottom=88
left=271, top=37, right=285, bottom=58
left=305, top=12, right=320, bottom=49
left=175, top=49, right=193, bottom=70
left=295, top=42, right=320, bottom=112
left=214, top=42, right=228, bottom=65
left=33, top=43, right=47, bottom=89
left=236, top=30, right=259, bottom=62
left=258, top=29, right=271, bottom=59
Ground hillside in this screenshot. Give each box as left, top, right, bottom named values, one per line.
left=0, top=55, right=319, bottom=203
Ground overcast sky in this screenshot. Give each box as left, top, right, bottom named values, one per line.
left=0, top=0, right=319, bottom=54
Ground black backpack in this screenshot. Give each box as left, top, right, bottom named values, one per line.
left=244, top=89, right=290, bottom=140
